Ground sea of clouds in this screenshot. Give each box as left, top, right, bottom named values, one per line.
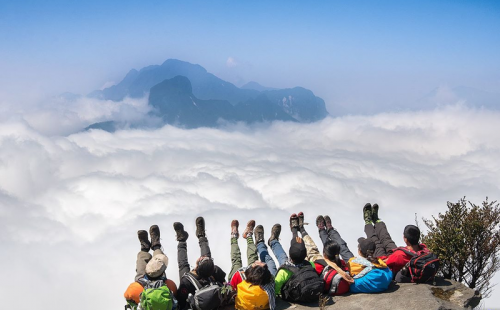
left=1, top=97, right=499, bottom=309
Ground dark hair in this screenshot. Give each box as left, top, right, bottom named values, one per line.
left=197, top=257, right=215, bottom=278
left=358, top=246, right=379, bottom=264
left=403, top=225, right=420, bottom=245
left=245, top=264, right=271, bottom=286
left=323, top=241, right=342, bottom=266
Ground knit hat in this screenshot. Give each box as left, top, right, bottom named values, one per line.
left=289, top=240, right=307, bottom=263
left=357, top=237, right=376, bottom=257
left=145, top=254, right=169, bottom=278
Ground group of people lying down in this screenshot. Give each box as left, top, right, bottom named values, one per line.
left=124, top=203, right=437, bottom=310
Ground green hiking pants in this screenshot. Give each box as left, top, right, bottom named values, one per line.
left=228, top=236, right=258, bottom=281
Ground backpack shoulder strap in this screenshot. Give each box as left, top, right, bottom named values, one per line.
left=184, top=272, right=202, bottom=291
left=393, top=247, right=417, bottom=257
left=238, top=270, right=247, bottom=281
left=279, top=263, right=299, bottom=274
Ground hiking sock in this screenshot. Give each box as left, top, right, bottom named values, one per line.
left=231, top=237, right=238, bottom=245
left=300, top=226, right=308, bottom=237
left=152, top=244, right=161, bottom=251
left=292, top=227, right=299, bottom=239
left=246, top=235, right=254, bottom=245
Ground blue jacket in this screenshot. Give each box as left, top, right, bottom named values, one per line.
left=349, top=268, right=393, bottom=294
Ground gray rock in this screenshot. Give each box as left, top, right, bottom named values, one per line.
left=272, top=278, right=481, bottom=310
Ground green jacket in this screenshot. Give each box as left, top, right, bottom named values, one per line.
left=274, top=261, right=316, bottom=295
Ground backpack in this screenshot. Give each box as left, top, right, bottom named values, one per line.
left=279, top=262, right=324, bottom=302
left=395, top=248, right=440, bottom=283
left=184, top=272, right=226, bottom=310
left=138, top=284, right=173, bottom=310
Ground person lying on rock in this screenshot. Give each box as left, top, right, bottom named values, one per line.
left=362, top=203, right=435, bottom=283
left=299, top=212, right=354, bottom=296
left=228, top=219, right=276, bottom=310
left=124, top=225, right=178, bottom=310
left=348, top=236, right=393, bottom=293
left=173, top=217, right=227, bottom=310
left=255, top=216, right=324, bottom=303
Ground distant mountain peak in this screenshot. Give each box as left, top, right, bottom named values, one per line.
left=86, top=59, right=329, bottom=131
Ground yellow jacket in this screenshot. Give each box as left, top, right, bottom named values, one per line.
left=235, top=280, right=270, bottom=310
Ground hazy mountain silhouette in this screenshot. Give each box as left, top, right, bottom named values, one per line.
left=87, top=59, right=328, bottom=130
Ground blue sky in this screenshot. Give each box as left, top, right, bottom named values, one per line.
left=1, top=0, right=499, bottom=112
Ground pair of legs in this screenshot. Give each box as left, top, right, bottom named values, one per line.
left=255, top=224, right=288, bottom=276
left=228, top=220, right=259, bottom=280
left=363, top=203, right=396, bottom=257
left=135, top=225, right=165, bottom=281
left=174, top=217, right=212, bottom=279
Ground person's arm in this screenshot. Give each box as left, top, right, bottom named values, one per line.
left=274, top=269, right=292, bottom=295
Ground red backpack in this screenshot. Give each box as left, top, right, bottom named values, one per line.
left=394, top=248, right=440, bottom=283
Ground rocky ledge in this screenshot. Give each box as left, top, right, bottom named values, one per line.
left=276, top=278, right=481, bottom=310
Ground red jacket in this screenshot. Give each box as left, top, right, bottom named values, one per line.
left=384, top=244, right=430, bottom=274
left=313, top=259, right=350, bottom=296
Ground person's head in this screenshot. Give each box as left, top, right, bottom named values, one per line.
left=357, top=237, right=378, bottom=264
left=403, top=225, right=420, bottom=246
left=323, top=241, right=342, bottom=265
left=245, top=261, right=272, bottom=286
left=289, top=237, right=307, bottom=264
left=145, top=254, right=169, bottom=279
left=196, top=256, right=215, bottom=278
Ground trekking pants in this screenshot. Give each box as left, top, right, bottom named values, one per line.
left=177, top=236, right=213, bottom=279
left=302, top=234, right=324, bottom=262
left=135, top=249, right=165, bottom=282
left=364, top=221, right=397, bottom=258
left=256, top=240, right=288, bottom=276
left=228, top=236, right=259, bottom=281
left=319, top=228, right=354, bottom=262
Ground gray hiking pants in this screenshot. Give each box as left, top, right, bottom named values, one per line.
left=319, top=228, right=354, bottom=262
left=364, top=221, right=397, bottom=257
left=135, top=248, right=165, bottom=282
left=177, top=236, right=212, bottom=279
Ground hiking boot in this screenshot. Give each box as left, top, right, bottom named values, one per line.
left=196, top=216, right=206, bottom=238
left=372, top=203, right=380, bottom=222
left=173, top=222, right=189, bottom=242
left=138, top=230, right=151, bottom=252
left=149, top=225, right=161, bottom=249
left=254, top=225, right=265, bottom=244
left=290, top=213, right=299, bottom=230
left=231, top=219, right=239, bottom=239
left=268, top=224, right=281, bottom=246
left=316, top=215, right=326, bottom=230
left=298, top=212, right=305, bottom=228
left=363, top=203, right=373, bottom=225
left=242, top=220, right=256, bottom=239
left=324, top=215, right=334, bottom=231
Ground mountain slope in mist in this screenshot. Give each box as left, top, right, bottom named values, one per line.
left=87, top=59, right=328, bottom=130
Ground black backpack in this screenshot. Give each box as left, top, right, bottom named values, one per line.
left=279, top=262, right=324, bottom=303
left=396, top=248, right=440, bottom=283
left=184, top=273, right=224, bottom=310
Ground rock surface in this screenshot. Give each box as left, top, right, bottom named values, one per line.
left=274, top=278, right=481, bottom=310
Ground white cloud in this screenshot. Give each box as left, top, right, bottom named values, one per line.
left=226, top=57, right=238, bottom=68
left=1, top=106, right=500, bottom=309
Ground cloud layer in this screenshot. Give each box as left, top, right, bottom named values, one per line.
left=1, top=105, right=499, bottom=309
